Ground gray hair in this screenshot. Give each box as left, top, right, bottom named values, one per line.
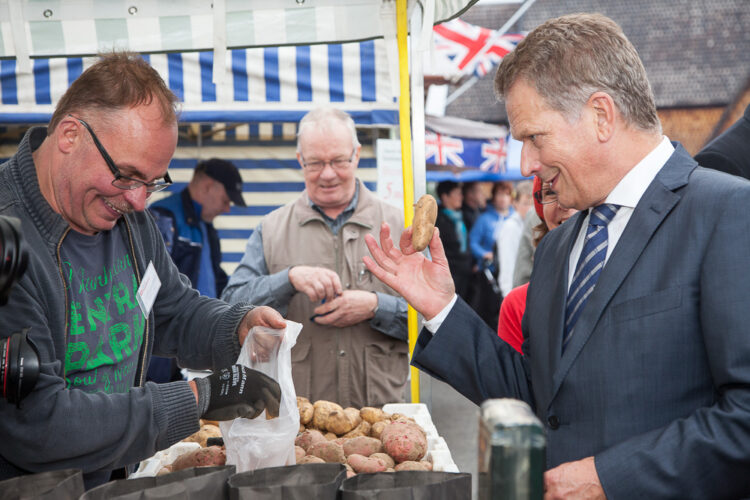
left=494, top=13, right=661, bottom=133
left=514, top=180, right=533, bottom=200
left=296, top=107, right=361, bottom=152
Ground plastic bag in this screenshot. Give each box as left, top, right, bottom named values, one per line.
left=219, top=321, right=301, bottom=473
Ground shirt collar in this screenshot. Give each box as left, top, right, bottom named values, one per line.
left=605, top=136, right=674, bottom=209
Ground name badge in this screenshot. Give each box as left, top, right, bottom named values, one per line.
left=136, top=261, right=161, bottom=317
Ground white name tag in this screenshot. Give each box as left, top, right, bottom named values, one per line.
left=136, top=261, right=161, bottom=317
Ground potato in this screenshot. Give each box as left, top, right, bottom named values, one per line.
left=344, top=463, right=357, bottom=478
left=370, top=452, right=395, bottom=469
left=360, top=407, right=389, bottom=425
left=343, top=420, right=371, bottom=438
left=157, top=465, right=173, bottom=476
left=347, top=454, right=388, bottom=474
left=343, top=436, right=383, bottom=457
left=326, top=408, right=360, bottom=435
left=297, top=397, right=314, bottom=425
left=171, top=446, right=226, bottom=471
left=309, top=440, right=347, bottom=463
left=312, top=401, right=343, bottom=430
left=380, top=421, right=427, bottom=463
left=370, top=420, right=389, bottom=440
left=295, top=429, right=327, bottom=453
left=182, top=424, right=222, bottom=447
left=394, top=461, right=431, bottom=471
left=324, top=432, right=338, bottom=441
left=294, top=446, right=306, bottom=462
left=297, top=455, right=325, bottom=464
left=411, top=194, right=438, bottom=251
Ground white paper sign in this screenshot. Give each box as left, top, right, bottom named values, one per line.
left=376, top=138, right=405, bottom=210
left=136, top=261, right=161, bottom=317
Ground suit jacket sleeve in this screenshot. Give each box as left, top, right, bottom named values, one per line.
left=594, top=184, right=750, bottom=499
left=412, top=297, right=534, bottom=407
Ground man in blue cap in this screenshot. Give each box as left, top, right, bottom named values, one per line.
left=151, top=158, right=245, bottom=299
left=149, top=158, right=246, bottom=382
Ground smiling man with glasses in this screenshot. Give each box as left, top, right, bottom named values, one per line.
left=222, top=107, right=409, bottom=408
left=0, top=52, right=287, bottom=489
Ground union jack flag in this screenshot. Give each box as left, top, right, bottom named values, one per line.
left=433, top=19, right=524, bottom=78
left=480, top=138, right=507, bottom=173
left=425, top=131, right=465, bottom=166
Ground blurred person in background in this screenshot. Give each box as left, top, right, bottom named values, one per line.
left=498, top=177, right=577, bottom=352
left=434, top=181, right=474, bottom=302
left=468, top=181, right=514, bottom=329
left=496, top=180, right=534, bottom=297
left=461, top=181, right=487, bottom=232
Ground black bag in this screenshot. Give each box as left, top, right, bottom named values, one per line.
left=0, top=469, right=84, bottom=500
left=228, top=463, right=346, bottom=500
left=340, top=471, right=472, bottom=500
left=79, top=466, right=235, bottom=500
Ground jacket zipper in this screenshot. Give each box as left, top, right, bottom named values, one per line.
left=123, top=218, right=149, bottom=387
left=57, top=227, right=72, bottom=380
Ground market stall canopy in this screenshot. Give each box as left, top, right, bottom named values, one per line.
left=0, top=41, right=399, bottom=125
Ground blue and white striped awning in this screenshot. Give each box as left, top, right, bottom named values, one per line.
left=0, top=40, right=398, bottom=125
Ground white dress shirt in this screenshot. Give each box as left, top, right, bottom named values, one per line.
left=566, top=136, right=674, bottom=290
left=426, top=136, right=675, bottom=334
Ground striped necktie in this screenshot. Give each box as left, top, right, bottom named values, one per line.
left=563, top=204, right=620, bottom=351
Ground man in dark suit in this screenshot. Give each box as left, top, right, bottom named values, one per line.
left=695, top=103, right=750, bottom=179
left=363, top=13, right=750, bottom=499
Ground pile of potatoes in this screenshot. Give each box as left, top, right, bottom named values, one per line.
left=158, top=420, right=226, bottom=475
left=295, top=398, right=431, bottom=476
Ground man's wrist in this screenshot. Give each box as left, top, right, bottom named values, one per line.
left=370, top=291, right=379, bottom=316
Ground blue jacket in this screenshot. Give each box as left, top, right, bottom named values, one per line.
left=469, top=206, right=513, bottom=265
left=149, top=188, right=228, bottom=297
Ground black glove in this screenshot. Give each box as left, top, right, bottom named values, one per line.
left=194, top=365, right=281, bottom=421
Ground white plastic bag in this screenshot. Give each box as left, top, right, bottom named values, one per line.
left=219, top=321, right=301, bottom=472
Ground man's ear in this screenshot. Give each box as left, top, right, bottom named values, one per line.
left=55, top=116, right=80, bottom=154
left=296, top=151, right=305, bottom=169
left=588, top=92, right=616, bottom=142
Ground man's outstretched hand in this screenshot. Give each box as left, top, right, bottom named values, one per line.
left=363, top=222, right=455, bottom=320
left=193, top=365, right=281, bottom=421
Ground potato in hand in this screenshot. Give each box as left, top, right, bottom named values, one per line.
left=411, top=194, right=438, bottom=251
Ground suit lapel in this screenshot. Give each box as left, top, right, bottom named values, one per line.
left=549, top=147, right=694, bottom=401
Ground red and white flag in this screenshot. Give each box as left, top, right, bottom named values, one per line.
left=430, top=19, right=524, bottom=79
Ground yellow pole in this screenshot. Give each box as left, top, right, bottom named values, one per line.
left=396, top=0, right=420, bottom=403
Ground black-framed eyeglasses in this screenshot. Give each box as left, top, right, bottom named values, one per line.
left=301, top=149, right=356, bottom=172
left=70, top=115, right=172, bottom=193
left=533, top=187, right=558, bottom=205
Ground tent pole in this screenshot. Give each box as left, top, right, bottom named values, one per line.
left=396, top=0, right=420, bottom=404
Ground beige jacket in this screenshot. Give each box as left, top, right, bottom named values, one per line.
left=261, top=183, right=407, bottom=407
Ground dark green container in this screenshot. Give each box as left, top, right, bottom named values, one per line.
left=478, top=399, right=546, bottom=500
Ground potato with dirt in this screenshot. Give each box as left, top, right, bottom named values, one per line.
left=343, top=420, right=371, bottom=438
left=309, top=440, right=347, bottom=463
left=297, top=397, right=314, bottom=425
left=411, top=194, right=438, bottom=251
left=295, top=429, right=327, bottom=452
left=360, top=407, right=389, bottom=425
left=312, top=400, right=344, bottom=430
left=347, top=453, right=388, bottom=474
left=326, top=407, right=360, bottom=435
left=294, top=446, right=306, bottom=462
left=182, top=424, right=222, bottom=448
left=370, top=452, right=395, bottom=469
left=394, top=461, right=432, bottom=471
left=297, top=455, right=325, bottom=464
left=370, top=420, right=389, bottom=440
left=171, top=446, right=226, bottom=471
left=380, top=421, right=427, bottom=463
left=343, top=436, right=383, bottom=457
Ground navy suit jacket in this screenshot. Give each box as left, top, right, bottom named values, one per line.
left=413, top=144, right=750, bottom=499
